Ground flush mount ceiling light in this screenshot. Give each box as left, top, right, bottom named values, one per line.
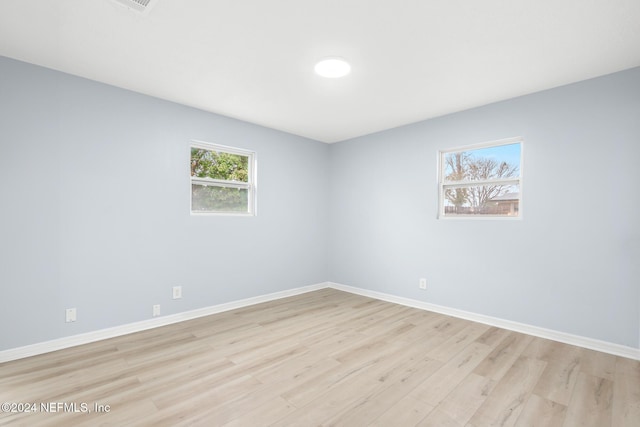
left=314, top=57, right=351, bottom=78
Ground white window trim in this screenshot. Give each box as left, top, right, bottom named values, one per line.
left=438, top=136, right=523, bottom=220
left=190, top=140, right=257, bottom=216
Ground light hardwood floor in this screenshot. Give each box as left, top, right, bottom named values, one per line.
left=1, top=288, right=638, bottom=426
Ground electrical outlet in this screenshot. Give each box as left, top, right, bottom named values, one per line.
left=419, top=278, right=427, bottom=290
left=172, top=286, right=182, bottom=299
left=153, top=304, right=161, bottom=317
left=65, top=308, right=77, bottom=322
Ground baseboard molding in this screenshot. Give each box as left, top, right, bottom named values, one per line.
left=0, top=282, right=328, bottom=364
left=328, top=282, right=640, bottom=361
left=2, top=281, right=638, bottom=363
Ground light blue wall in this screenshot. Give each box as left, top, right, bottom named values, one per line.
left=328, top=67, right=640, bottom=348
left=0, top=56, right=329, bottom=351
left=2, top=55, right=638, bottom=352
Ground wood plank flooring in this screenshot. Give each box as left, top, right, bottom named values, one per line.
left=0, top=288, right=638, bottom=426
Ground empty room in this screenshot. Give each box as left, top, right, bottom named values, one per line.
left=1, top=0, right=639, bottom=426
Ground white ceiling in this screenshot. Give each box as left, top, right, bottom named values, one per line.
left=1, top=0, right=639, bottom=143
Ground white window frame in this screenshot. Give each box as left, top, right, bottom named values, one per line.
left=438, top=137, right=523, bottom=219
left=190, top=141, right=257, bottom=216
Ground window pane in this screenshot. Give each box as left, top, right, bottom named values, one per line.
left=444, top=184, right=519, bottom=216
left=191, top=184, right=249, bottom=213
left=190, top=148, right=249, bottom=182
left=444, top=142, right=520, bottom=182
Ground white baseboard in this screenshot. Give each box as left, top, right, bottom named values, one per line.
left=0, top=282, right=328, bottom=364
left=328, top=282, right=640, bottom=361
left=2, top=281, right=638, bottom=363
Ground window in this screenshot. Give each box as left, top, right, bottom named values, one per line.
left=439, top=138, right=522, bottom=218
left=190, top=141, right=256, bottom=215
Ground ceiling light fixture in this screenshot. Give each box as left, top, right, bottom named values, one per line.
left=314, top=57, right=351, bottom=78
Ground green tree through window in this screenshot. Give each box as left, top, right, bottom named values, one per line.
left=191, top=148, right=248, bottom=182
left=190, top=144, right=255, bottom=214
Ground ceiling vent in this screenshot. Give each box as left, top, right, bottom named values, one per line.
left=110, top=0, right=157, bottom=15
